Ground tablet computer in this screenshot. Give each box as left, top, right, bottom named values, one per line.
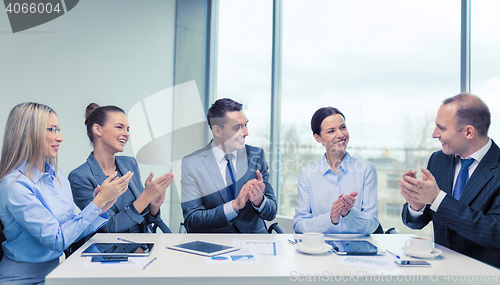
left=81, top=243, right=154, bottom=257
left=326, top=240, right=379, bottom=255
left=167, top=240, right=239, bottom=257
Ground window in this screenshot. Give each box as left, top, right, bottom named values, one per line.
left=279, top=0, right=460, bottom=235
left=385, top=203, right=403, bottom=219
left=217, top=0, right=273, bottom=150
left=216, top=0, right=472, bottom=236
left=471, top=0, right=500, bottom=141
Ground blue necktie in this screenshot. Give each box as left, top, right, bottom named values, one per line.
left=225, top=154, right=236, bottom=200
left=453, top=158, right=474, bottom=200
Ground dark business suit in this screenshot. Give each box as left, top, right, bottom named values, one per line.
left=402, top=141, right=500, bottom=268
left=181, top=143, right=277, bottom=233
left=69, top=153, right=166, bottom=233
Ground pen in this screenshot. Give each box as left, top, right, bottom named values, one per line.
left=143, top=257, right=157, bottom=270
left=386, top=250, right=401, bottom=259
left=117, top=237, right=136, bottom=243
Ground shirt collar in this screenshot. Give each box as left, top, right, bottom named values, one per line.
left=17, top=161, right=55, bottom=183
left=45, top=162, right=56, bottom=177
left=211, top=141, right=238, bottom=163
left=457, top=138, right=491, bottom=163
left=321, top=152, right=351, bottom=175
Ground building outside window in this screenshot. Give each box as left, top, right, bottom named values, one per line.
left=215, top=0, right=498, bottom=237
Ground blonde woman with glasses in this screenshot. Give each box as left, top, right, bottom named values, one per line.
left=0, top=102, right=130, bottom=284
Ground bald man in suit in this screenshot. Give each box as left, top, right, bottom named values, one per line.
left=400, top=93, right=500, bottom=268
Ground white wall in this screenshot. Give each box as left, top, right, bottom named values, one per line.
left=0, top=0, right=176, bottom=224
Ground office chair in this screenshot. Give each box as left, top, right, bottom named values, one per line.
left=267, top=222, right=286, bottom=234
left=152, top=220, right=172, bottom=233
left=384, top=227, right=399, bottom=234
left=373, top=223, right=399, bottom=234
left=179, top=222, right=286, bottom=233
left=373, top=223, right=384, bottom=234
left=0, top=221, right=5, bottom=261
left=179, top=223, right=187, bottom=233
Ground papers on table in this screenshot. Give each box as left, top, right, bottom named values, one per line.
left=334, top=254, right=400, bottom=271
left=232, top=239, right=285, bottom=257
left=83, top=257, right=148, bottom=269
left=205, top=247, right=264, bottom=265
left=200, top=238, right=288, bottom=265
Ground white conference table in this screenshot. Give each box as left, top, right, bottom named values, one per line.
left=46, top=233, right=500, bottom=285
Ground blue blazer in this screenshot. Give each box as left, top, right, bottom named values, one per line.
left=69, top=153, right=165, bottom=233
left=181, top=143, right=277, bottom=233
left=402, top=141, right=500, bottom=268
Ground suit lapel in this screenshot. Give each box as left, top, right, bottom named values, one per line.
left=460, top=141, right=500, bottom=204
left=201, top=143, right=229, bottom=202
left=87, top=153, right=136, bottom=212
left=234, top=146, right=249, bottom=196
left=87, top=153, right=108, bottom=185
left=443, top=156, right=456, bottom=195
left=434, top=152, right=455, bottom=196
left=116, top=157, right=142, bottom=199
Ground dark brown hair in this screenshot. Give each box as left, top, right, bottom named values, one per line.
left=85, top=103, right=125, bottom=143
left=206, top=98, right=243, bottom=129
left=311, top=107, right=345, bottom=135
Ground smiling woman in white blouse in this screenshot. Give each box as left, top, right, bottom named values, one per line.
left=293, top=107, right=380, bottom=235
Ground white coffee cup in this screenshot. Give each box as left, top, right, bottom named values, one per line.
left=301, top=232, right=325, bottom=249
left=405, top=236, right=434, bottom=254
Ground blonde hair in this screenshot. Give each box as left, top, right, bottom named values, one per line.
left=0, top=102, right=58, bottom=181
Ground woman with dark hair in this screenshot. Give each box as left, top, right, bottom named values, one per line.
left=0, top=102, right=127, bottom=284
left=293, top=107, right=379, bottom=235
left=69, top=103, right=174, bottom=235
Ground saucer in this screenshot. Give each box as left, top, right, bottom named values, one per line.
left=296, top=243, right=332, bottom=255
left=402, top=247, right=442, bottom=258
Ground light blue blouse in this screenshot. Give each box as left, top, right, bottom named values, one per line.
left=293, top=152, right=379, bottom=235
left=0, top=162, right=108, bottom=263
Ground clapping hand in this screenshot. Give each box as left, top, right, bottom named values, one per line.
left=232, top=180, right=251, bottom=211
left=232, top=170, right=266, bottom=211
left=248, top=170, right=265, bottom=207
left=93, top=171, right=133, bottom=214
left=145, top=172, right=175, bottom=208
left=330, top=200, right=343, bottom=224
left=399, top=168, right=440, bottom=210
left=330, top=192, right=357, bottom=224
left=339, top=192, right=357, bottom=216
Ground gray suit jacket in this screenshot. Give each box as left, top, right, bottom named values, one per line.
left=402, top=141, right=500, bottom=268
left=69, top=153, right=164, bottom=233
left=181, top=143, right=277, bottom=233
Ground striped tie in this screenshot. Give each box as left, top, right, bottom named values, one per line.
left=453, top=158, right=474, bottom=200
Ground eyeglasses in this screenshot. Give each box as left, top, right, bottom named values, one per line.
left=46, top=126, right=61, bottom=134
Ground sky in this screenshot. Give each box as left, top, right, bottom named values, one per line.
left=216, top=0, right=500, bottom=154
